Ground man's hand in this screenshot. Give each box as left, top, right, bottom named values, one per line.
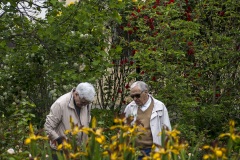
left=52, top=136, right=66, bottom=146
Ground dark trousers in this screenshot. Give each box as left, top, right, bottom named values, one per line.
left=138, top=148, right=151, bottom=160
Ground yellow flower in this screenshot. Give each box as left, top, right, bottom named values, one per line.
left=111, top=135, right=118, bottom=141
left=159, top=148, right=167, bottom=154
left=203, top=154, right=211, bottom=159
left=68, top=2, right=74, bottom=6
left=166, top=129, right=181, bottom=139
left=102, top=151, right=108, bottom=156
left=24, top=124, right=48, bottom=145
left=57, top=140, right=72, bottom=150
left=24, top=138, right=31, bottom=145
left=203, top=144, right=227, bottom=159
left=110, top=151, right=118, bottom=160
left=95, top=128, right=103, bottom=136
left=114, top=117, right=125, bottom=124
left=153, top=152, right=161, bottom=159
left=132, top=0, right=137, bottom=2
left=56, top=11, right=62, bottom=17
left=57, top=144, right=63, bottom=150
left=118, top=0, right=122, bottom=2
left=95, top=135, right=106, bottom=144
left=215, top=150, right=223, bottom=157
left=70, top=152, right=88, bottom=158
left=202, top=145, right=210, bottom=149
left=219, top=120, right=240, bottom=141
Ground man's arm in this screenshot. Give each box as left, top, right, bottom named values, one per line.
left=162, top=105, right=172, bottom=131
left=44, top=102, right=63, bottom=144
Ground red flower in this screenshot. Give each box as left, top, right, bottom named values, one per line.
left=187, top=41, right=193, bottom=46
left=150, top=24, right=154, bottom=30
left=185, top=12, right=191, bottom=21
left=218, top=11, right=225, bottom=16
left=128, top=30, right=133, bottom=35
left=149, top=18, right=154, bottom=23
left=144, top=16, right=149, bottom=23
left=167, top=0, right=174, bottom=4
left=130, top=61, right=134, bottom=65
left=120, top=60, right=124, bottom=65
left=118, top=89, right=122, bottom=93
left=152, top=76, right=156, bottom=81
left=140, top=71, right=145, bottom=74
left=133, top=26, right=138, bottom=31
left=186, top=6, right=192, bottom=12
left=132, top=50, right=137, bottom=56
left=131, top=13, right=137, bottom=18
left=187, top=48, right=195, bottom=55
left=153, top=31, right=158, bottom=37
left=125, top=84, right=130, bottom=89
left=119, top=26, right=124, bottom=30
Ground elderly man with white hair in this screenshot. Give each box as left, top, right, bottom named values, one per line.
left=124, top=81, right=171, bottom=160
left=44, top=82, right=96, bottom=153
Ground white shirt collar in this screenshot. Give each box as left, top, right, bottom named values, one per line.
left=140, top=95, right=151, bottom=111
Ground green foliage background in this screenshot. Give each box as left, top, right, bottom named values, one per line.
left=0, top=0, right=239, bottom=157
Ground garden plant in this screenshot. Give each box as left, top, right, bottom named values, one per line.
left=0, top=0, right=239, bottom=159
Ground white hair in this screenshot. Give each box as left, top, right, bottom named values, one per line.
left=130, top=81, right=149, bottom=91
left=75, top=82, right=96, bottom=102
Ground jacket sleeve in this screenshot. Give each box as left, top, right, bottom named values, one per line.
left=44, top=102, right=63, bottom=141
left=162, top=105, right=172, bottom=131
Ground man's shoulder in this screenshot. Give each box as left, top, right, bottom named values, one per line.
left=124, top=101, right=136, bottom=112
left=52, top=92, right=72, bottom=107
left=151, top=97, right=166, bottom=110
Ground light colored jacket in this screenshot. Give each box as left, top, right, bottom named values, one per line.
left=124, top=95, right=171, bottom=146
left=44, top=90, right=91, bottom=149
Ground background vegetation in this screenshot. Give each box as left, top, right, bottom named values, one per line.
left=0, top=0, right=239, bottom=159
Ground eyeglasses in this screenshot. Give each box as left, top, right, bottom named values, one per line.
left=130, top=91, right=144, bottom=99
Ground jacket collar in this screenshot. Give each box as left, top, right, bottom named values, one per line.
left=68, top=89, right=75, bottom=109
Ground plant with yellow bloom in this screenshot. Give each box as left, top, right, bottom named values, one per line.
left=22, top=118, right=239, bottom=160
left=24, top=124, right=48, bottom=159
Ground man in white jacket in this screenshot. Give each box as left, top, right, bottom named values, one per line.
left=124, top=81, right=171, bottom=160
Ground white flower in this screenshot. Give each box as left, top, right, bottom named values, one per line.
left=73, top=63, right=78, bottom=67
left=7, top=148, right=15, bottom=154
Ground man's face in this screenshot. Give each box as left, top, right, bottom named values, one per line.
left=130, top=86, right=148, bottom=106
left=73, top=91, right=90, bottom=108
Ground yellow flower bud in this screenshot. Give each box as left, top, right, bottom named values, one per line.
left=215, top=150, right=223, bottom=157
left=24, top=138, right=31, bottom=145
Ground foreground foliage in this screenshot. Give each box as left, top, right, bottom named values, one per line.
left=2, top=117, right=239, bottom=160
